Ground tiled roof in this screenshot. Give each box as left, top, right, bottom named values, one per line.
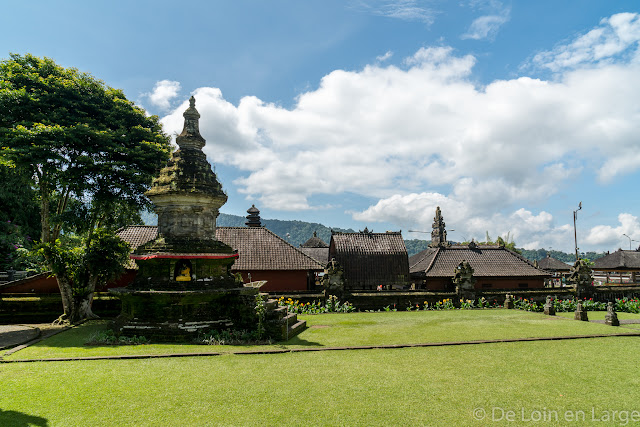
left=537, top=255, right=571, bottom=271
left=300, top=247, right=330, bottom=265
left=593, top=249, right=640, bottom=270
left=116, top=226, right=159, bottom=268
left=409, top=245, right=549, bottom=277
left=216, top=227, right=323, bottom=271
left=116, top=226, right=158, bottom=251
left=116, top=226, right=323, bottom=271
left=330, top=232, right=409, bottom=289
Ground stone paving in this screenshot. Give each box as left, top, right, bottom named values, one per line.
left=0, top=325, right=41, bottom=350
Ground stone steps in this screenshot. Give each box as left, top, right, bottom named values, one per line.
left=264, top=299, right=306, bottom=340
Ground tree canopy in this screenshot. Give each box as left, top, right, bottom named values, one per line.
left=0, top=54, right=171, bottom=241
left=0, top=165, right=41, bottom=270
left=0, top=53, right=171, bottom=322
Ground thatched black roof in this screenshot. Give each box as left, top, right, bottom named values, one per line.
left=300, top=231, right=329, bottom=248
left=537, top=254, right=572, bottom=272
left=329, top=231, right=409, bottom=290
left=593, top=249, right=640, bottom=270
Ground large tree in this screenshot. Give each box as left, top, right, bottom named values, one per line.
left=0, top=54, right=171, bottom=323
left=0, top=164, right=41, bottom=270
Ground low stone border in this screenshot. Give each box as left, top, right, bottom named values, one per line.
left=2, top=325, right=70, bottom=357
left=0, top=325, right=41, bottom=351
left=2, top=332, right=638, bottom=363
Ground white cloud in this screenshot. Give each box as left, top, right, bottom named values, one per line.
left=461, top=13, right=510, bottom=40
left=532, top=12, right=640, bottom=71
left=376, top=51, right=393, bottom=62
left=584, top=213, right=640, bottom=248
left=147, top=80, right=181, bottom=110
left=357, top=0, right=436, bottom=25
left=352, top=192, right=573, bottom=250
left=161, top=44, right=640, bottom=210
left=159, top=13, right=640, bottom=250
left=461, top=0, right=510, bottom=41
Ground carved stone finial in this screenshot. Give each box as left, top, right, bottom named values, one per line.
left=429, top=206, right=448, bottom=247
left=176, top=96, right=205, bottom=150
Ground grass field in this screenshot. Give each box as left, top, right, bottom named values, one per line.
left=4, top=309, right=630, bottom=360
left=1, top=310, right=639, bottom=426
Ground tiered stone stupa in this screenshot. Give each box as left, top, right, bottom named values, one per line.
left=111, top=97, right=254, bottom=340
left=129, top=95, right=238, bottom=288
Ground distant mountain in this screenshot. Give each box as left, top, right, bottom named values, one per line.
left=217, top=213, right=356, bottom=247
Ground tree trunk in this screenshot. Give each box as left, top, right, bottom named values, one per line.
left=53, top=274, right=75, bottom=325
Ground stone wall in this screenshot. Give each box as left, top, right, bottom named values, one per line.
left=267, top=285, right=640, bottom=310
left=0, top=293, right=121, bottom=324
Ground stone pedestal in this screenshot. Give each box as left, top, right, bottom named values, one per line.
left=543, top=295, right=555, bottom=316
left=605, top=302, right=620, bottom=326
left=504, top=294, right=514, bottom=309
left=574, top=302, right=588, bottom=321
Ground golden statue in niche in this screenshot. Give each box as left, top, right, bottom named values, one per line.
left=176, top=265, right=192, bottom=281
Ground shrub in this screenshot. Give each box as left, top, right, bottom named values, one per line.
left=85, top=329, right=149, bottom=346
left=277, top=295, right=355, bottom=315
left=197, top=329, right=268, bottom=345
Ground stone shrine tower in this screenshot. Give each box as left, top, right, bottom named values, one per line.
left=429, top=206, right=448, bottom=247
left=144, top=96, right=229, bottom=251
left=113, top=97, right=303, bottom=342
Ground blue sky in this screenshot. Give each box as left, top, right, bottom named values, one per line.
left=2, top=1, right=640, bottom=252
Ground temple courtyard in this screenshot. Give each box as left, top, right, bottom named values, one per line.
left=1, top=310, right=640, bottom=426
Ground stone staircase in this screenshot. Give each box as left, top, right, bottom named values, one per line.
left=264, top=297, right=306, bottom=341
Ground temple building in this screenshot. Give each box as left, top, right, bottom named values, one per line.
left=117, top=205, right=323, bottom=292
left=409, top=207, right=549, bottom=290
left=593, top=248, right=640, bottom=284
left=328, top=229, right=409, bottom=290
left=536, top=254, right=571, bottom=287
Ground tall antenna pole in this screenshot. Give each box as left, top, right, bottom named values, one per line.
left=573, top=202, right=582, bottom=261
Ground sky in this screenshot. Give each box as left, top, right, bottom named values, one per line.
left=2, top=0, right=640, bottom=253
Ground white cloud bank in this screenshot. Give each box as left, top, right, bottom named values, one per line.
left=160, top=13, right=640, bottom=251
left=461, top=1, right=510, bottom=41
left=532, top=12, right=640, bottom=71
left=146, top=80, right=181, bottom=110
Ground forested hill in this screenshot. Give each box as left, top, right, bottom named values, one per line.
left=145, top=212, right=606, bottom=261
left=217, top=213, right=356, bottom=247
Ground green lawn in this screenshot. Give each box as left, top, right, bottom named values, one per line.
left=1, top=310, right=639, bottom=426
left=3, top=309, right=630, bottom=360
left=555, top=311, right=640, bottom=321
left=1, top=338, right=639, bottom=426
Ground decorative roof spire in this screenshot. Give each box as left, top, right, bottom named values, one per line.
left=246, top=204, right=261, bottom=227
left=429, top=206, right=448, bottom=247
left=176, top=95, right=205, bottom=150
